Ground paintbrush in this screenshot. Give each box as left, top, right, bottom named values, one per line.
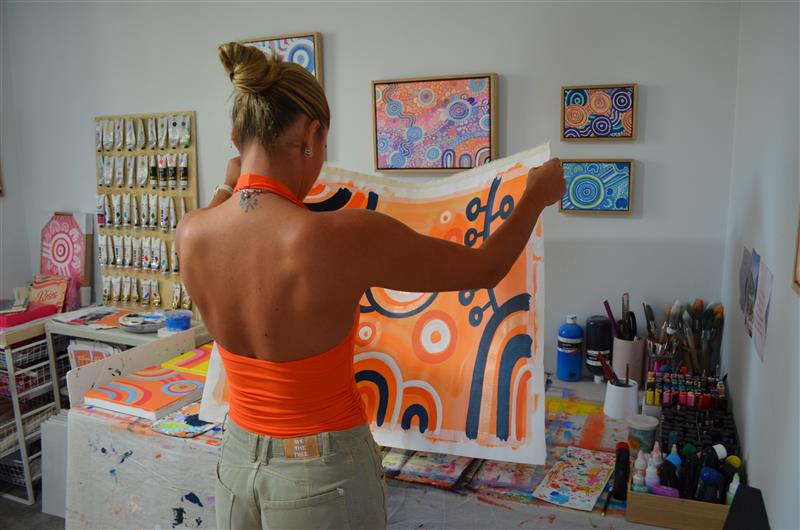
left=683, top=310, right=700, bottom=373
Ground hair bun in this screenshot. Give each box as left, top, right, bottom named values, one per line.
left=218, top=41, right=282, bottom=95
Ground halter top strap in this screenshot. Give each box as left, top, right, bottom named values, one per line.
left=234, top=173, right=306, bottom=209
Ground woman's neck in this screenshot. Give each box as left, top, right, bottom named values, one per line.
left=239, top=144, right=304, bottom=197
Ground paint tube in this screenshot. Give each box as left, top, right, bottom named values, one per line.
left=141, top=237, right=151, bottom=271
left=106, top=234, right=115, bottom=267
left=148, top=155, right=157, bottom=189
left=136, top=155, right=148, bottom=187
left=125, top=119, right=136, bottom=151
left=140, top=278, right=150, bottom=307
left=151, top=279, right=161, bottom=307
left=114, top=118, right=124, bottom=150
left=168, top=115, right=180, bottom=149
left=102, top=119, right=114, bottom=150
left=132, top=236, right=142, bottom=269
left=102, top=276, right=111, bottom=303
left=135, top=118, right=145, bottom=150
left=147, top=117, right=157, bottom=149
left=160, top=239, right=169, bottom=274
left=180, top=114, right=191, bottom=148
left=169, top=197, right=176, bottom=232
left=130, top=276, right=139, bottom=304
left=96, top=195, right=106, bottom=227
left=178, top=153, right=189, bottom=190
left=111, top=275, right=121, bottom=302
left=157, top=115, right=168, bottom=149
left=157, top=154, right=167, bottom=190
left=114, top=155, right=125, bottom=187
left=126, top=156, right=135, bottom=188
left=123, top=235, right=132, bottom=268
left=95, top=120, right=103, bottom=151
left=181, top=282, right=192, bottom=310
left=121, top=275, right=131, bottom=303
left=179, top=196, right=186, bottom=219
left=148, top=193, right=158, bottom=229
left=122, top=193, right=131, bottom=227
left=170, top=238, right=179, bottom=273
left=97, top=155, right=104, bottom=187
left=167, top=153, right=177, bottom=189
left=111, top=194, right=122, bottom=227
left=102, top=155, right=114, bottom=187
left=103, top=194, right=111, bottom=228
left=150, top=237, right=160, bottom=271
left=131, top=194, right=139, bottom=230
left=171, top=282, right=182, bottom=309
left=113, top=235, right=124, bottom=267
left=159, top=195, right=170, bottom=232
left=98, top=234, right=107, bottom=266
left=140, top=192, right=149, bottom=229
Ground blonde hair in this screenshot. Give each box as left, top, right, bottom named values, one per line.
left=218, top=41, right=329, bottom=148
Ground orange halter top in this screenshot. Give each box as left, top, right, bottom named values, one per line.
left=216, top=173, right=367, bottom=437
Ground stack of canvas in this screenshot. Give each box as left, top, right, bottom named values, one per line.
left=83, top=365, right=204, bottom=420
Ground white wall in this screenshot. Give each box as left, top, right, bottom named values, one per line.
left=719, top=3, right=800, bottom=528
left=1, top=2, right=740, bottom=374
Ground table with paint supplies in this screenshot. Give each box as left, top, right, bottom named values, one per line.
left=556, top=293, right=745, bottom=529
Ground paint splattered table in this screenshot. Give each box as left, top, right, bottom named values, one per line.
left=66, top=405, right=222, bottom=529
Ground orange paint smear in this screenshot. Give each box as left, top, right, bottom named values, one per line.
left=578, top=410, right=607, bottom=451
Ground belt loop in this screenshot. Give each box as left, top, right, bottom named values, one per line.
left=249, top=432, right=259, bottom=463
left=320, top=432, right=332, bottom=460
left=261, top=436, right=271, bottom=464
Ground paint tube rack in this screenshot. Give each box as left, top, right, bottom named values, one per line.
left=94, top=111, right=199, bottom=313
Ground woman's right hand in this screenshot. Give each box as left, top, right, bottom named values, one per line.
left=526, top=158, right=566, bottom=206
left=225, top=156, right=242, bottom=188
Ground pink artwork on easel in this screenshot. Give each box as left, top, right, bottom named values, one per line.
left=41, top=213, right=87, bottom=311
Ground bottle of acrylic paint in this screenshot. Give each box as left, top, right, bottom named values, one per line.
left=726, top=473, right=740, bottom=505
left=557, top=315, right=584, bottom=382
left=645, top=461, right=661, bottom=491
left=585, top=316, right=613, bottom=383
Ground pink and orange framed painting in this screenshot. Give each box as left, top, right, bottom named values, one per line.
left=372, top=74, right=498, bottom=173
left=561, top=84, right=637, bottom=141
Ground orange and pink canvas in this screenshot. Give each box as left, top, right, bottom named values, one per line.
left=161, top=343, right=212, bottom=376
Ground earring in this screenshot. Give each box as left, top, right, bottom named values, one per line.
left=303, top=147, right=313, bottom=158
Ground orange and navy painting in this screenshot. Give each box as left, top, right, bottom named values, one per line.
left=307, top=144, right=548, bottom=464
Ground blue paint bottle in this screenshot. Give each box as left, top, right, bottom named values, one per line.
left=557, top=315, right=584, bottom=382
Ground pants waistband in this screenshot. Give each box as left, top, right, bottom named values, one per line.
left=224, top=416, right=372, bottom=463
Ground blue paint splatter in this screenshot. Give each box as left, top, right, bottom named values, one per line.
left=172, top=507, right=186, bottom=528
left=549, top=490, right=570, bottom=505
left=181, top=492, right=204, bottom=507
left=119, top=450, right=133, bottom=464
left=101, top=447, right=108, bottom=454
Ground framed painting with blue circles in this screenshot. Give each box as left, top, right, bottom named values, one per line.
left=561, top=84, right=637, bottom=141
left=559, top=160, right=634, bottom=215
left=241, top=32, right=323, bottom=85
left=372, top=73, right=498, bottom=172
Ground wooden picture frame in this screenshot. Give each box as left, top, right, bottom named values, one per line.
left=559, top=159, right=634, bottom=215
left=561, top=83, right=637, bottom=141
left=241, top=32, right=323, bottom=85
left=371, top=73, right=498, bottom=173
left=793, top=214, right=800, bottom=294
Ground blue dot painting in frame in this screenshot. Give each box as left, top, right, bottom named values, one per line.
left=242, top=32, right=323, bottom=84
left=559, top=160, right=634, bottom=215
left=561, top=84, right=637, bottom=141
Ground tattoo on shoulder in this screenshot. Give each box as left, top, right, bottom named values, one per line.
left=239, top=190, right=260, bottom=213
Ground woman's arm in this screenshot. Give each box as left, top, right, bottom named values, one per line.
left=207, top=157, right=241, bottom=208
left=330, top=158, right=565, bottom=293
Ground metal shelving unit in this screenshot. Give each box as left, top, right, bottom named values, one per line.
left=0, top=332, right=68, bottom=505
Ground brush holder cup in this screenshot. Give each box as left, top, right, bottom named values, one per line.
left=612, top=336, right=645, bottom=387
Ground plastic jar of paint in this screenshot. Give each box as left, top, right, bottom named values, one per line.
left=585, top=316, right=613, bottom=383
left=164, top=309, right=192, bottom=332
left=626, top=414, right=659, bottom=453
left=556, top=315, right=583, bottom=382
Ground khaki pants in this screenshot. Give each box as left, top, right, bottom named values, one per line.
left=215, top=418, right=387, bottom=530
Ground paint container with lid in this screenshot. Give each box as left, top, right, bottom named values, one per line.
left=585, top=316, right=613, bottom=383
left=627, top=414, right=660, bottom=453
left=557, top=315, right=583, bottom=382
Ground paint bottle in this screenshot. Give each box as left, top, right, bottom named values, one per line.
left=651, top=441, right=664, bottom=467
left=645, top=461, right=661, bottom=491
left=556, top=315, right=584, bottom=382
left=726, top=473, right=740, bottom=505
left=585, top=316, right=612, bottom=384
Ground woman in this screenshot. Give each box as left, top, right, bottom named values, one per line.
left=177, top=42, right=565, bottom=530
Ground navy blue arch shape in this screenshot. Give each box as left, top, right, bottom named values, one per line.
left=354, top=370, right=389, bottom=426
left=464, top=293, right=531, bottom=439
left=495, top=334, right=532, bottom=441
left=401, top=404, right=429, bottom=433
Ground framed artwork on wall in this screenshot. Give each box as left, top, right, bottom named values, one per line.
left=241, top=32, right=323, bottom=84
left=559, top=159, right=634, bottom=215
left=561, top=84, right=637, bottom=141
left=793, top=215, right=800, bottom=294
left=372, top=74, right=498, bottom=172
